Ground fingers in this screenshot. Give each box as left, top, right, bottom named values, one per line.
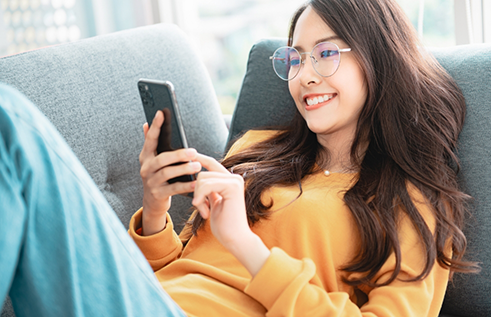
left=141, top=156, right=200, bottom=182
left=194, top=154, right=229, bottom=173
left=143, top=122, right=149, bottom=138
left=145, top=178, right=196, bottom=201
left=197, top=193, right=218, bottom=220
left=155, top=161, right=201, bottom=184
left=141, top=111, right=163, bottom=158
left=192, top=172, right=244, bottom=216
left=142, top=148, right=198, bottom=176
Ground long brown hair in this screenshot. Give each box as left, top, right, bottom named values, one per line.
left=191, top=0, right=480, bottom=287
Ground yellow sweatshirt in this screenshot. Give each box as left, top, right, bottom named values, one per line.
left=129, top=130, right=450, bottom=317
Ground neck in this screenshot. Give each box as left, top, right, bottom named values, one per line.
left=316, top=130, right=366, bottom=172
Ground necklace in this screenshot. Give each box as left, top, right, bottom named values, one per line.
left=323, top=165, right=354, bottom=176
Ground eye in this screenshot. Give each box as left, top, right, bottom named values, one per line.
left=289, top=57, right=301, bottom=66
left=320, top=49, right=339, bottom=58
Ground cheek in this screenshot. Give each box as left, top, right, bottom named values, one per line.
left=340, top=66, right=367, bottom=107
left=288, top=80, right=297, bottom=99
left=352, top=64, right=368, bottom=101
left=288, top=80, right=302, bottom=108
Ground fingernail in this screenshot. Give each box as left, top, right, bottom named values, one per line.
left=186, top=148, right=197, bottom=157
left=191, top=162, right=201, bottom=170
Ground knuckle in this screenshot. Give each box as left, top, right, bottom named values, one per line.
left=159, top=168, right=171, bottom=181
left=148, top=125, right=158, bottom=137
left=139, top=150, right=148, bottom=165
left=149, top=188, right=160, bottom=199
left=232, top=174, right=244, bottom=183
left=178, top=182, right=193, bottom=192
left=156, top=155, right=165, bottom=167
left=140, top=166, right=148, bottom=178
left=196, top=171, right=204, bottom=181
left=158, top=153, right=172, bottom=168
left=232, top=175, right=244, bottom=189
left=188, top=162, right=199, bottom=173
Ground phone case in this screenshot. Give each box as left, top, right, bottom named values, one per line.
left=138, top=79, right=196, bottom=184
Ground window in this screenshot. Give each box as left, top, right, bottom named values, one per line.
left=180, top=0, right=490, bottom=114
left=177, top=0, right=301, bottom=114
left=1, top=0, right=489, bottom=114
left=0, top=0, right=87, bottom=56
left=0, top=0, right=154, bottom=57
left=398, top=0, right=456, bottom=46
left=453, top=0, right=491, bottom=44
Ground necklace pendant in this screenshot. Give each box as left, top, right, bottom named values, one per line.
left=324, top=170, right=330, bottom=176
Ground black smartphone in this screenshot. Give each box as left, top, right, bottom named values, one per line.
left=138, top=79, right=196, bottom=184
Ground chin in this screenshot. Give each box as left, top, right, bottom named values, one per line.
left=306, top=122, right=332, bottom=135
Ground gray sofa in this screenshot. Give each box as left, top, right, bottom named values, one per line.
left=0, top=23, right=489, bottom=317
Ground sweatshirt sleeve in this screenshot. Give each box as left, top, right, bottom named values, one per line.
left=128, top=208, right=183, bottom=271
left=244, top=187, right=450, bottom=317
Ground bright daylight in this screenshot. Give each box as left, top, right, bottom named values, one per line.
left=0, top=1, right=490, bottom=317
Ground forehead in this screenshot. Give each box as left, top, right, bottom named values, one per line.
left=291, top=6, right=342, bottom=49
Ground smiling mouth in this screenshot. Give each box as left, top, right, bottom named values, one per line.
left=304, top=94, right=337, bottom=110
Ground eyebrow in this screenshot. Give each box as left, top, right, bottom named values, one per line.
left=293, top=36, right=342, bottom=51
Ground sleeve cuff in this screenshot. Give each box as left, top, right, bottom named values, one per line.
left=128, top=208, right=183, bottom=270
left=244, top=247, right=315, bottom=310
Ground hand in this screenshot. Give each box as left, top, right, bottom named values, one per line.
left=192, top=154, right=250, bottom=247
left=139, top=111, right=202, bottom=235
left=192, top=154, right=271, bottom=276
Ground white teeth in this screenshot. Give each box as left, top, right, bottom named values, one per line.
left=306, top=94, right=334, bottom=106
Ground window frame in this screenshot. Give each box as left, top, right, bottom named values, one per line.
left=454, top=0, right=491, bottom=44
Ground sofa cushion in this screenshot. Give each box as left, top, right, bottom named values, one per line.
left=0, top=23, right=228, bottom=230
left=230, top=39, right=491, bottom=316
left=431, top=44, right=491, bottom=317
left=0, top=23, right=229, bottom=317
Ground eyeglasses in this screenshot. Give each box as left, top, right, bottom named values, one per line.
left=270, top=42, right=352, bottom=81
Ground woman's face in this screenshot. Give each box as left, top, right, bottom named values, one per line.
left=289, top=6, right=367, bottom=144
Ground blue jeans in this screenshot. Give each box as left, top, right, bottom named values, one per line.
left=0, top=84, right=185, bottom=317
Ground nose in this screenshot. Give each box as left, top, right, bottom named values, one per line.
left=298, top=54, right=321, bottom=86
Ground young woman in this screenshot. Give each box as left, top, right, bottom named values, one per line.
left=0, top=0, right=478, bottom=316
left=135, top=0, right=478, bottom=316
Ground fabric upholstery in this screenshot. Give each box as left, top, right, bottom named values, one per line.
left=0, top=24, right=228, bottom=230
left=0, top=22, right=489, bottom=317
left=230, top=38, right=491, bottom=317
left=0, top=24, right=228, bottom=317
left=227, top=40, right=296, bottom=146
left=431, top=44, right=491, bottom=317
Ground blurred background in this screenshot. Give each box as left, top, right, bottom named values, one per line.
left=0, top=0, right=490, bottom=114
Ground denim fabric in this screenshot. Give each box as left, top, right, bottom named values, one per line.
left=0, top=83, right=185, bottom=317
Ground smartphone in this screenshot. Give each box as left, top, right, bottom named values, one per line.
left=138, top=79, right=196, bottom=184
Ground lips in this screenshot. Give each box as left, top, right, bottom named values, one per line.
left=304, top=93, right=337, bottom=111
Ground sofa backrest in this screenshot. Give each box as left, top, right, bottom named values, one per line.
left=0, top=23, right=228, bottom=230
left=0, top=23, right=229, bottom=317
left=229, top=39, right=491, bottom=317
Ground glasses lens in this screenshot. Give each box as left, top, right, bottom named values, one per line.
left=272, top=47, right=300, bottom=81
left=312, top=42, right=340, bottom=77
